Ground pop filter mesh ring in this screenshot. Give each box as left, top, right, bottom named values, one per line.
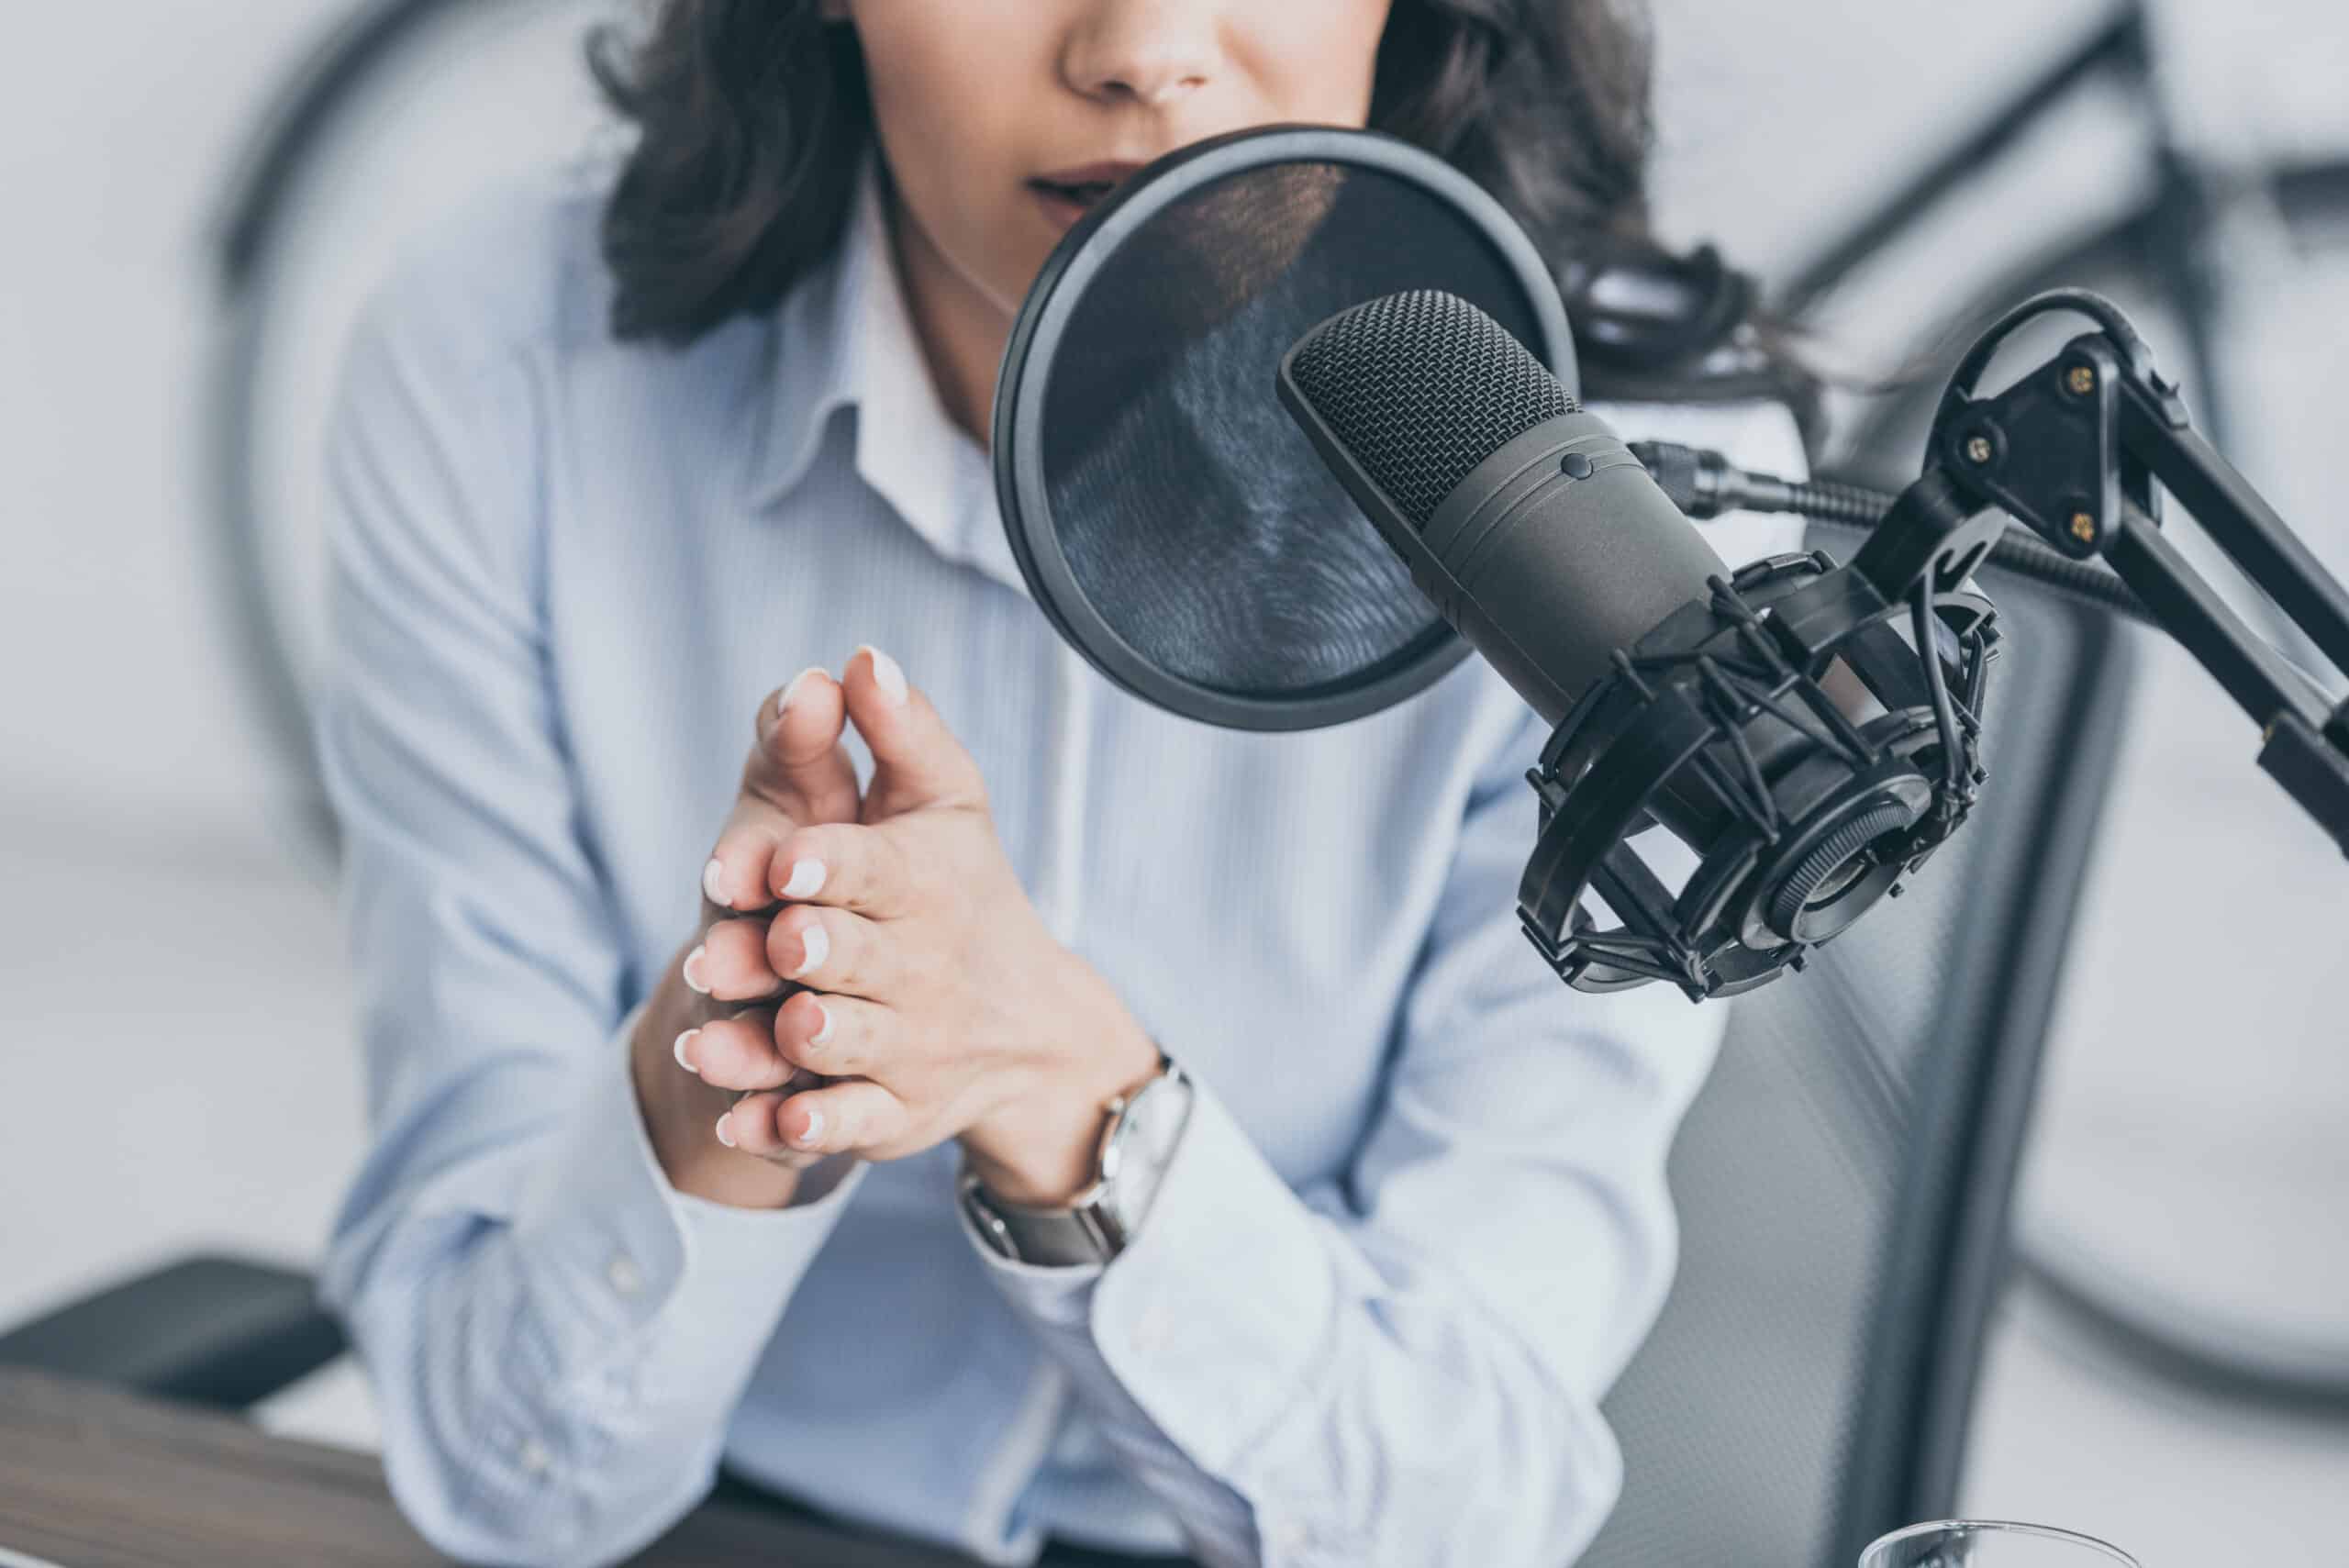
left=992, top=124, right=1576, bottom=731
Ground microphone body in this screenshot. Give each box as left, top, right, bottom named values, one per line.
left=1278, top=289, right=1997, bottom=999
left=1413, top=413, right=1727, bottom=728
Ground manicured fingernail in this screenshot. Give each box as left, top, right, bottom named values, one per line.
left=860, top=644, right=907, bottom=707
left=714, top=1111, right=737, bottom=1148
left=792, top=923, right=829, bottom=977
left=683, top=945, right=709, bottom=994
left=781, top=857, right=826, bottom=899
left=673, top=1029, right=700, bottom=1074
left=795, top=1107, right=825, bottom=1148
left=702, top=857, right=727, bottom=906
left=777, top=665, right=826, bottom=720
left=808, top=1001, right=834, bottom=1045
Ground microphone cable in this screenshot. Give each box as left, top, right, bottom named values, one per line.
left=1631, top=440, right=2154, bottom=626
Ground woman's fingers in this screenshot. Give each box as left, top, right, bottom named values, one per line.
left=717, top=1089, right=829, bottom=1169
left=704, top=796, right=818, bottom=918
left=764, top=904, right=891, bottom=999
left=842, top=644, right=989, bottom=818
left=774, top=989, right=886, bottom=1078
left=679, top=1005, right=818, bottom=1094
left=704, top=668, right=860, bottom=912
left=747, top=668, right=860, bottom=823
left=763, top=819, right=915, bottom=917
left=732, top=1077, right=909, bottom=1160
left=703, top=802, right=786, bottom=914
left=686, top=916, right=789, bottom=1002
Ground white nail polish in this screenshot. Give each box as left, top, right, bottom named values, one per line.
left=809, top=1001, right=834, bottom=1045
left=861, top=644, right=907, bottom=706
left=793, top=922, right=829, bottom=977
left=782, top=857, right=827, bottom=899
left=702, top=858, right=727, bottom=906
left=777, top=664, right=825, bottom=718
left=683, top=945, right=709, bottom=994
left=673, top=1029, right=700, bottom=1074
left=715, top=1111, right=737, bottom=1149
left=795, top=1107, right=825, bottom=1147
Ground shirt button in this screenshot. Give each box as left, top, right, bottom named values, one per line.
left=606, top=1249, right=644, bottom=1298
left=517, top=1436, right=552, bottom=1480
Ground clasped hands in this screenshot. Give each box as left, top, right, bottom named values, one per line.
left=635, top=645, right=1160, bottom=1211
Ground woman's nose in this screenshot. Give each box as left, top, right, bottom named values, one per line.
left=1060, top=0, right=1219, bottom=107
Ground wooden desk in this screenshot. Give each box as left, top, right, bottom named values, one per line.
left=0, top=1369, right=974, bottom=1567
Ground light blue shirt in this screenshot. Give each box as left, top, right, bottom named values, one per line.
left=313, top=148, right=1807, bottom=1568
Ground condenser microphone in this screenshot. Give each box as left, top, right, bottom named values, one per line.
left=1275, top=290, right=1725, bottom=728
left=1277, top=289, right=1998, bottom=999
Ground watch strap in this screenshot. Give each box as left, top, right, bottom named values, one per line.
left=958, top=1172, right=1130, bottom=1266
left=962, top=1056, right=1190, bottom=1265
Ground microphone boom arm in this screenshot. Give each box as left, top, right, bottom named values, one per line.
left=1876, top=289, right=2349, bottom=855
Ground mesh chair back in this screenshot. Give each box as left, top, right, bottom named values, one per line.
left=1578, top=579, right=2134, bottom=1568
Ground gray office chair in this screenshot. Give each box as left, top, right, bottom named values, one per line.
left=1579, top=574, right=2136, bottom=1568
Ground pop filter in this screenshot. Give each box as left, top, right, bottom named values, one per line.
left=991, top=125, right=1574, bottom=730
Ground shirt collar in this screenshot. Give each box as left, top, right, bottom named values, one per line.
left=745, top=152, right=1027, bottom=600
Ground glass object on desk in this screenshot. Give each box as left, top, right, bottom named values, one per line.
left=1862, top=1520, right=2141, bottom=1568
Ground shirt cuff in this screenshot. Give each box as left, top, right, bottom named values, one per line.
left=1088, top=1076, right=1340, bottom=1475
left=507, top=999, right=871, bottom=1386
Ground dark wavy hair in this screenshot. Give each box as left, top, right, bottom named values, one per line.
left=587, top=1, right=1813, bottom=422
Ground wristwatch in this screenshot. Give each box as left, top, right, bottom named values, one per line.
left=959, top=1053, right=1194, bottom=1266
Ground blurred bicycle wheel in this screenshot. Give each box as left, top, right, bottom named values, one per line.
left=205, top=0, right=619, bottom=873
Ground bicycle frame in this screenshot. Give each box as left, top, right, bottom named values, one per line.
left=1775, top=5, right=2157, bottom=316
left=1776, top=0, right=2248, bottom=491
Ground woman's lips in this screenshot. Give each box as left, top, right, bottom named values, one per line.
left=1027, top=160, right=1146, bottom=232
left=1028, top=183, right=1096, bottom=232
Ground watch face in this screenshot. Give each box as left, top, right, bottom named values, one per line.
left=1127, top=1072, right=1192, bottom=1163
left=1102, top=1068, right=1193, bottom=1232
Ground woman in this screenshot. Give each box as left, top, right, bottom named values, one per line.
left=314, top=2, right=1809, bottom=1565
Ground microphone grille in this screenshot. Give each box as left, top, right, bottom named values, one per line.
left=1286, top=289, right=1578, bottom=529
